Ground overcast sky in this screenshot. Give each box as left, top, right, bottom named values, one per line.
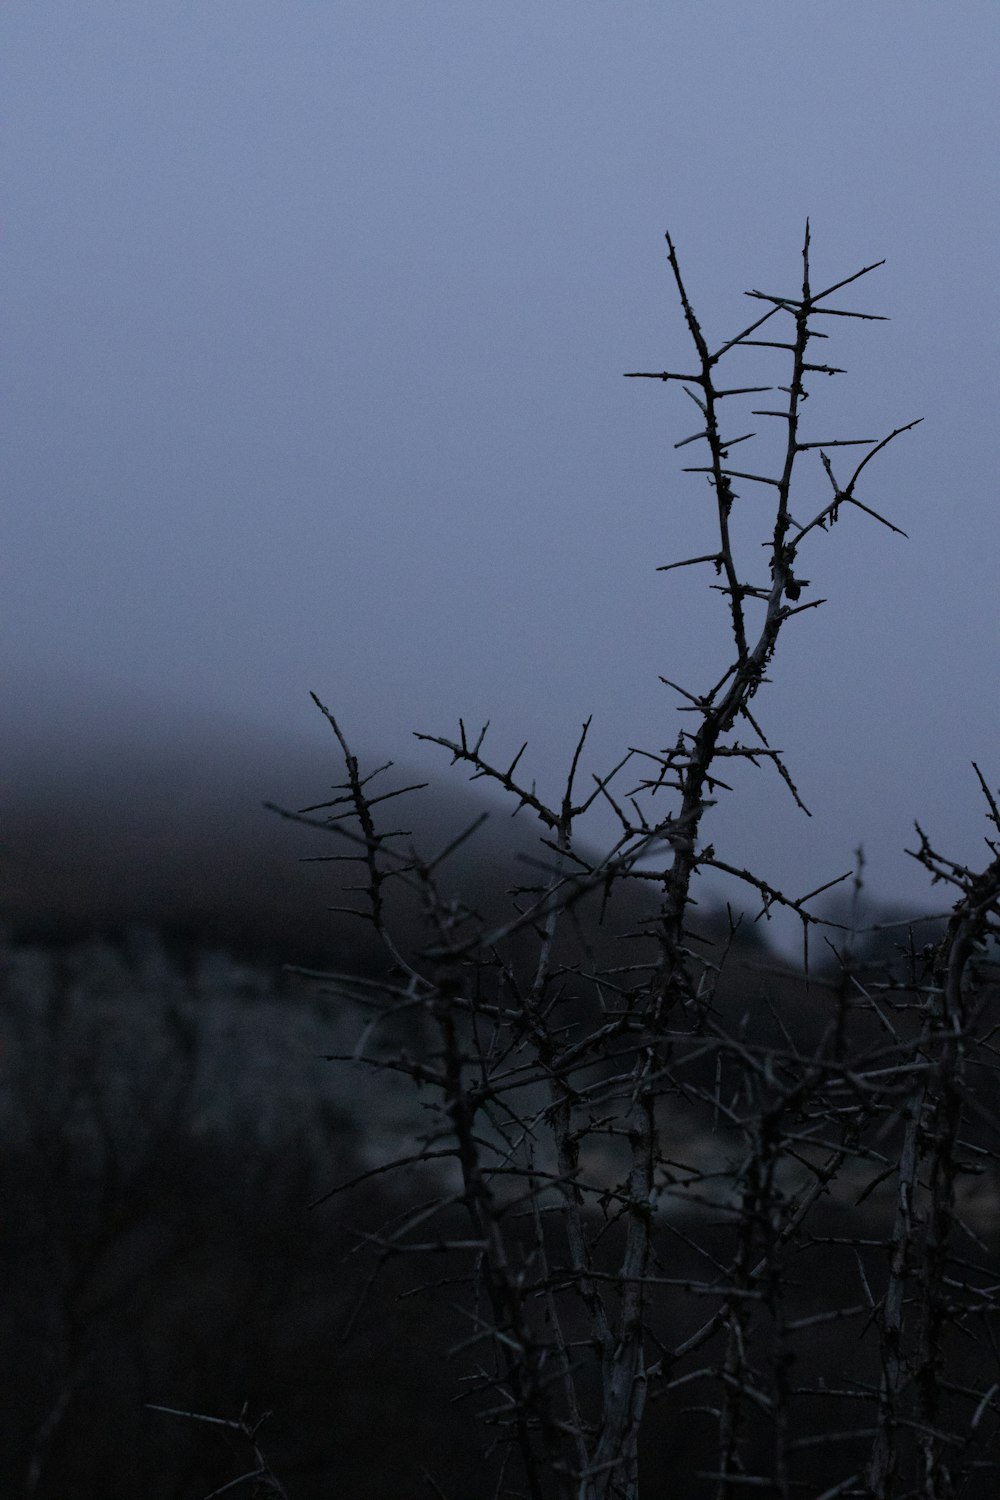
left=4, top=3, right=999, bottom=945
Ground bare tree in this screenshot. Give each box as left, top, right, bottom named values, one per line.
left=274, top=230, right=1000, bottom=1500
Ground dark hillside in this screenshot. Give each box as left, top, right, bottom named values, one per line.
left=2, top=702, right=576, bottom=969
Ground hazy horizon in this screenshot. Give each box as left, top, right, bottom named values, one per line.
left=5, top=4, right=999, bottom=951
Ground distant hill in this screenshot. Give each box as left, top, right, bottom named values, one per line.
left=2, top=695, right=564, bottom=969
left=8, top=682, right=732, bottom=973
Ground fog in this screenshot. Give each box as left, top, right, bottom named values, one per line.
left=5, top=4, right=999, bottom=951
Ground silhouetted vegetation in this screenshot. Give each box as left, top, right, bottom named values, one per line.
left=6, top=236, right=1000, bottom=1500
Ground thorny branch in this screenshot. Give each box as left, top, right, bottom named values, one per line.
left=268, top=231, right=1000, bottom=1500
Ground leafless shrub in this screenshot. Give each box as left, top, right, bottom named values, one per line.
left=274, top=230, right=1000, bottom=1500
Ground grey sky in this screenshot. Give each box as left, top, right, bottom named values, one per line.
left=4, top=3, right=999, bottom=946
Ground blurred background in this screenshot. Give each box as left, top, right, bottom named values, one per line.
left=4, top=9, right=1000, bottom=1494
left=4, top=3, right=1000, bottom=942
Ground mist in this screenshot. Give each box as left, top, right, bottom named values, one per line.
left=5, top=3, right=999, bottom=947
